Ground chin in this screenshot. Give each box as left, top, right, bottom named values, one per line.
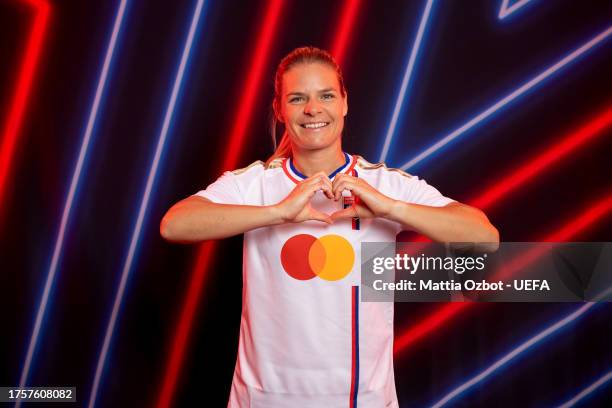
left=297, top=134, right=341, bottom=149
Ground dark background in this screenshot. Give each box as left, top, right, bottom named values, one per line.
left=1, top=0, right=611, bottom=406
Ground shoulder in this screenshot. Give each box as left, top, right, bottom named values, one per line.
left=229, top=158, right=285, bottom=177
left=353, top=155, right=414, bottom=179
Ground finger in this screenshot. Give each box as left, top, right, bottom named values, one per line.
left=305, top=175, right=333, bottom=199
left=331, top=173, right=349, bottom=191
left=310, top=209, right=333, bottom=224
left=321, top=176, right=334, bottom=198
left=306, top=171, right=330, bottom=183
left=316, top=179, right=334, bottom=198
left=304, top=174, right=329, bottom=188
left=333, top=180, right=357, bottom=201
left=302, top=177, right=324, bottom=193
left=330, top=207, right=357, bottom=221
left=318, top=177, right=334, bottom=199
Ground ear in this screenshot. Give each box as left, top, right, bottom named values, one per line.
left=273, top=100, right=284, bottom=123
left=342, top=91, right=348, bottom=117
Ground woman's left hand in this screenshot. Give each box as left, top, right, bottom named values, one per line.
left=330, top=174, right=397, bottom=221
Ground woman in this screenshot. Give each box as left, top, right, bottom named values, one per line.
left=161, top=46, right=498, bottom=407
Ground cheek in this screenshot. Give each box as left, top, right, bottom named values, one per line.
left=283, top=107, right=300, bottom=124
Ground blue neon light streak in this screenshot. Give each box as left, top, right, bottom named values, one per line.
left=557, top=370, right=612, bottom=408
left=429, top=287, right=612, bottom=407
left=498, top=0, right=537, bottom=20
left=430, top=303, right=595, bottom=407
left=399, top=25, right=612, bottom=171
left=86, top=1, right=206, bottom=407
left=16, top=0, right=130, bottom=402
left=378, top=0, right=435, bottom=163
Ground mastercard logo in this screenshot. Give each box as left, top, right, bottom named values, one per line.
left=280, top=234, right=355, bottom=281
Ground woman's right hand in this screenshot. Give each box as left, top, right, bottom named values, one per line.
left=274, top=171, right=334, bottom=224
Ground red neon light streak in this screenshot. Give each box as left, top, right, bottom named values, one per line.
left=331, top=0, right=361, bottom=65
left=156, top=1, right=285, bottom=406
left=394, top=106, right=612, bottom=354
left=490, top=191, right=612, bottom=283
left=408, top=104, right=612, bottom=244
left=156, top=243, right=215, bottom=408
left=220, top=0, right=284, bottom=173
left=157, top=1, right=364, bottom=405
left=473, top=106, right=612, bottom=209
left=0, top=0, right=50, bottom=221
left=394, top=190, right=612, bottom=354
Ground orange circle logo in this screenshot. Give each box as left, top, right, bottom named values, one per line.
left=280, top=234, right=355, bottom=281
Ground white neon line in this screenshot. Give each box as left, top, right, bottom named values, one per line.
left=430, top=303, right=595, bottom=408
left=86, top=1, right=205, bottom=407
left=16, top=0, right=129, bottom=403
left=430, top=286, right=612, bottom=408
left=378, top=0, right=435, bottom=163
left=399, top=25, right=612, bottom=171
left=557, top=370, right=612, bottom=408
left=498, top=0, right=536, bottom=19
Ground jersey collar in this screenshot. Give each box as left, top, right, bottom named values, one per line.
left=282, top=152, right=357, bottom=184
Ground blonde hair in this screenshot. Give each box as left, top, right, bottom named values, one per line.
left=266, top=46, right=347, bottom=166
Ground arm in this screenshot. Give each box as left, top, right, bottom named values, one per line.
left=160, top=171, right=335, bottom=243
left=330, top=174, right=499, bottom=246
left=385, top=201, right=499, bottom=245
left=160, top=195, right=285, bottom=243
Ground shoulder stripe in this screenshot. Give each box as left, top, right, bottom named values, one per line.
left=230, top=158, right=285, bottom=175
left=354, top=155, right=414, bottom=178
left=230, top=160, right=264, bottom=175
left=266, top=157, right=285, bottom=170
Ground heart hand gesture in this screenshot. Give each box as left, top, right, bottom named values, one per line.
left=330, top=173, right=396, bottom=221
left=275, top=171, right=397, bottom=225
left=275, top=171, right=335, bottom=224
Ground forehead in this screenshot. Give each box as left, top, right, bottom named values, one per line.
left=282, top=62, right=340, bottom=93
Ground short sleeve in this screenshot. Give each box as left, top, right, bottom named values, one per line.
left=405, top=177, right=455, bottom=207
left=193, top=171, right=244, bottom=205
left=383, top=171, right=454, bottom=207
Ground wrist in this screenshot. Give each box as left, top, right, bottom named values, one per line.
left=385, top=199, right=413, bottom=226
left=268, top=204, right=288, bottom=225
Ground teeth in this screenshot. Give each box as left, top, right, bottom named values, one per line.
left=302, top=122, right=328, bottom=129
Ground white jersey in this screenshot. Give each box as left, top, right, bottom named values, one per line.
left=195, top=153, right=454, bottom=407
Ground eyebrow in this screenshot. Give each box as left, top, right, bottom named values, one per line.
left=286, top=88, right=338, bottom=97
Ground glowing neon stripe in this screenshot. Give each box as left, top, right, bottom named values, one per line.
left=156, top=1, right=363, bottom=406
left=0, top=0, right=50, bottom=221
left=220, top=0, right=284, bottom=172
left=472, top=104, right=612, bottom=209
left=429, top=299, right=610, bottom=408
left=378, top=0, right=435, bottom=163
left=87, top=2, right=205, bottom=407
left=399, top=25, right=612, bottom=171
left=394, top=106, right=612, bottom=351
left=557, top=370, right=612, bottom=408
left=394, top=189, right=612, bottom=354
left=16, top=0, right=128, bottom=400
left=155, top=2, right=286, bottom=407
left=331, top=0, right=361, bottom=65
left=498, top=0, right=537, bottom=19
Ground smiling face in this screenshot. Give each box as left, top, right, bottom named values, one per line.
left=277, top=62, right=348, bottom=152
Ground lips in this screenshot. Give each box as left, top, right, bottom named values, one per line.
left=300, top=122, right=329, bottom=129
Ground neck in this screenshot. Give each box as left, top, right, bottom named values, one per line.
left=291, top=145, right=346, bottom=178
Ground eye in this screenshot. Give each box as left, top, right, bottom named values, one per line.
left=321, top=93, right=335, bottom=100
left=289, top=96, right=304, bottom=103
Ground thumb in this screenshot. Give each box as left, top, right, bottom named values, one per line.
left=330, top=207, right=357, bottom=222
left=309, top=209, right=333, bottom=224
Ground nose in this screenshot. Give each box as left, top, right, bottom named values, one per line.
left=304, top=99, right=322, bottom=115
